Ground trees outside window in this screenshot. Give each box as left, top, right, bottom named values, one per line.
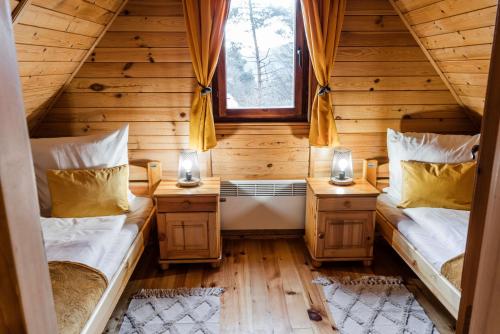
left=214, top=0, right=308, bottom=121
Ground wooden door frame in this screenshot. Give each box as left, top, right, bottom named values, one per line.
left=0, top=2, right=58, bottom=332
left=457, top=2, right=500, bottom=332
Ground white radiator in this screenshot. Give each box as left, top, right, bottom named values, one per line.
left=220, top=180, right=306, bottom=230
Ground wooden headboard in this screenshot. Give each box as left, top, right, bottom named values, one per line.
left=129, top=160, right=162, bottom=196
left=363, top=159, right=389, bottom=191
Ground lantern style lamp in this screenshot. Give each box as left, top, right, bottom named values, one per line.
left=330, top=147, right=354, bottom=186
left=177, top=150, right=201, bottom=187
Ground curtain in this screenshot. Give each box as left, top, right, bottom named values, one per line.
left=300, top=0, right=346, bottom=146
left=183, top=0, right=230, bottom=151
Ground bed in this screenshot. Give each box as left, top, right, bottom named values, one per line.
left=44, top=159, right=161, bottom=334
left=365, top=159, right=462, bottom=318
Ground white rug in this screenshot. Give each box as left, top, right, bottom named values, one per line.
left=119, top=288, right=224, bottom=334
left=314, top=276, right=439, bottom=334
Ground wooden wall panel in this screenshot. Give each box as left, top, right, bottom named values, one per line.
left=38, top=0, right=473, bottom=180
left=12, top=0, right=126, bottom=124
left=393, top=0, right=497, bottom=115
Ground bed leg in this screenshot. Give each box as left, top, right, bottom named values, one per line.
left=363, top=260, right=372, bottom=267
left=210, top=261, right=221, bottom=269
left=160, top=263, right=170, bottom=270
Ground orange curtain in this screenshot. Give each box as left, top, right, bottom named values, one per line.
left=300, top=0, right=346, bottom=146
left=183, top=0, right=230, bottom=151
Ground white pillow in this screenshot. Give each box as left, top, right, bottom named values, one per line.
left=30, top=125, right=133, bottom=217
left=386, top=128, right=480, bottom=201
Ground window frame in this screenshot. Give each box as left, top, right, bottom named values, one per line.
left=213, top=0, right=309, bottom=122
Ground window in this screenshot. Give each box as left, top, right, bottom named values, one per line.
left=214, top=0, right=308, bottom=121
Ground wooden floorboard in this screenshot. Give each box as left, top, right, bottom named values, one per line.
left=104, top=237, right=456, bottom=333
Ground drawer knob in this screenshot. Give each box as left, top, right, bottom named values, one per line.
left=318, top=232, right=325, bottom=239
left=343, top=200, right=351, bottom=208
left=182, top=200, right=191, bottom=208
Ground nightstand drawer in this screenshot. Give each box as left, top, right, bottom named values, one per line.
left=318, top=196, right=376, bottom=211
left=157, top=196, right=217, bottom=213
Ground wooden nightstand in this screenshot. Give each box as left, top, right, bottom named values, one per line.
left=154, top=177, right=221, bottom=270
left=305, top=178, right=379, bottom=267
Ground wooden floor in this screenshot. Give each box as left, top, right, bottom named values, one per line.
left=104, top=237, right=456, bottom=333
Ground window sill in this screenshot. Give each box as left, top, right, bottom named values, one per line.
left=214, top=122, right=310, bottom=136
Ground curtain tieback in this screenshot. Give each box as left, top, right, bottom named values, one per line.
left=317, top=84, right=331, bottom=96
left=198, top=83, right=212, bottom=96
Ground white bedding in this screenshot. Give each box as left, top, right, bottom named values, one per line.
left=42, top=215, right=126, bottom=275
left=94, top=196, right=153, bottom=279
left=377, top=194, right=466, bottom=270
left=403, top=207, right=469, bottom=255
left=42, top=196, right=153, bottom=280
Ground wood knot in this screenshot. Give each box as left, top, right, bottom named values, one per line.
left=267, top=163, right=273, bottom=168
left=374, top=78, right=380, bottom=83
left=123, top=62, right=133, bottom=71
left=90, top=83, right=105, bottom=91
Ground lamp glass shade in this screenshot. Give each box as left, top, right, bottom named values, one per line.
left=330, top=147, right=354, bottom=185
left=177, top=150, right=200, bottom=187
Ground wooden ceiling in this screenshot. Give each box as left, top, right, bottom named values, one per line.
left=33, top=0, right=478, bottom=181
left=392, top=0, right=497, bottom=116
left=10, top=0, right=128, bottom=128
left=11, top=0, right=496, bottom=129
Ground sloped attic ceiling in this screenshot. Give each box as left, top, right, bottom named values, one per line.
left=28, top=0, right=479, bottom=180
left=392, top=0, right=497, bottom=116
left=11, top=0, right=128, bottom=128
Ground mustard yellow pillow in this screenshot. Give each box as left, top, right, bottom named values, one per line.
left=399, top=161, right=476, bottom=210
left=47, top=165, right=129, bottom=218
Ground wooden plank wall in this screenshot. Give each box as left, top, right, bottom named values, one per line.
left=37, top=0, right=475, bottom=180
left=13, top=0, right=126, bottom=123
left=393, top=0, right=497, bottom=116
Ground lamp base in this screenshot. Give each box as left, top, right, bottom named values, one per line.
left=330, top=177, right=354, bottom=186
left=177, top=178, right=200, bottom=187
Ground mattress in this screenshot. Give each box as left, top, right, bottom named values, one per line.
left=377, top=193, right=460, bottom=271
left=92, top=196, right=153, bottom=280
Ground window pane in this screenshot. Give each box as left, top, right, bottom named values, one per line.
left=224, top=0, right=296, bottom=109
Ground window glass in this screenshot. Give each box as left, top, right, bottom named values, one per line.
left=224, top=0, right=296, bottom=109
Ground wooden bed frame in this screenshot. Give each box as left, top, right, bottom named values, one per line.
left=80, top=160, right=161, bottom=334
left=364, top=159, right=461, bottom=319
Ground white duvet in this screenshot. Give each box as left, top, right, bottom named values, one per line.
left=41, top=215, right=126, bottom=274
left=402, top=207, right=469, bottom=256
